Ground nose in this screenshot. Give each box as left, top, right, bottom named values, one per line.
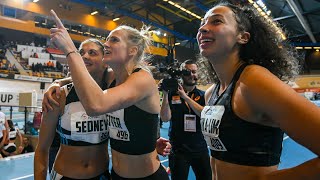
left=199, top=26, right=209, bottom=34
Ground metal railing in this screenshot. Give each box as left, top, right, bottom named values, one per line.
left=0, top=105, right=41, bottom=135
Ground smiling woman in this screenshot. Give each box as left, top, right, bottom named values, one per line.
left=34, top=38, right=112, bottom=180
left=197, top=2, right=320, bottom=180
left=40, top=10, right=169, bottom=180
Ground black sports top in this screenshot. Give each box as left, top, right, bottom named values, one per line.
left=201, top=63, right=284, bottom=166
left=107, top=68, right=159, bottom=155
left=56, top=83, right=109, bottom=146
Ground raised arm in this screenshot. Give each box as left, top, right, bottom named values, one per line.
left=177, top=84, right=204, bottom=116
left=34, top=91, right=65, bottom=180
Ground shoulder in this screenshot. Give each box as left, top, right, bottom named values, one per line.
left=204, top=84, right=216, bottom=102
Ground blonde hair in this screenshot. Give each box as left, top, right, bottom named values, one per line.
left=115, top=25, right=153, bottom=73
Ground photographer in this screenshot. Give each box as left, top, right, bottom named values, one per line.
left=160, top=59, right=211, bottom=180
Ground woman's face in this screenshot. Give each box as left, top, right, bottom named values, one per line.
left=197, top=6, right=240, bottom=59
left=103, top=29, right=130, bottom=65
left=79, top=42, right=106, bottom=76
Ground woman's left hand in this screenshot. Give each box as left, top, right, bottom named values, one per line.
left=49, top=10, right=77, bottom=55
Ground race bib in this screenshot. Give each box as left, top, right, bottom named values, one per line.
left=70, top=112, right=108, bottom=144
left=107, top=110, right=130, bottom=141
left=184, top=114, right=196, bottom=132
left=201, top=105, right=227, bottom=151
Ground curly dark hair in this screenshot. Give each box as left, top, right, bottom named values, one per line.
left=197, top=2, right=301, bottom=83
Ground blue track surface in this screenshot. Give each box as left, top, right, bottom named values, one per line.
left=0, top=121, right=317, bottom=180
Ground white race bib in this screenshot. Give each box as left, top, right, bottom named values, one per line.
left=107, top=110, right=130, bottom=141
left=70, top=112, right=108, bottom=143
left=201, top=105, right=227, bottom=151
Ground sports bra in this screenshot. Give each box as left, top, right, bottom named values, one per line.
left=201, top=63, right=284, bottom=166
left=9, top=126, right=18, bottom=140
left=56, top=83, right=109, bottom=146
left=107, top=68, right=159, bottom=155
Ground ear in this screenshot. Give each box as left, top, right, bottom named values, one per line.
left=237, top=31, right=250, bottom=45
left=129, top=46, right=138, bottom=56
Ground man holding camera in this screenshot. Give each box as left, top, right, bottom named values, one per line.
left=160, top=59, right=211, bottom=180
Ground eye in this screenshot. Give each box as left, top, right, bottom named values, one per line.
left=211, top=19, right=223, bottom=24
left=88, top=49, right=98, bottom=56
left=107, top=36, right=119, bottom=43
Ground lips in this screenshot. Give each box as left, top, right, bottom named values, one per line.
left=198, top=38, right=214, bottom=49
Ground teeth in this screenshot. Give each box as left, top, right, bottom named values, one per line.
left=201, top=39, right=212, bottom=43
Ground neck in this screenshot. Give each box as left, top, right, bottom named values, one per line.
left=183, top=84, right=196, bottom=93
left=110, top=60, right=136, bottom=85
left=208, top=50, right=243, bottom=91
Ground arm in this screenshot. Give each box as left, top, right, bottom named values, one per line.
left=177, top=84, right=204, bottom=116
left=241, top=66, right=320, bottom=179
left=0, top=130, right=7, bottom=149
left=50, top=10, right=158, bottom=116
left=42, top=77, right=72, bottom=112
left=34, top=91, right=65, bottom=180
left=160, top=91, right=172, bottom=122
left=13, top=129, right=23, bottom=155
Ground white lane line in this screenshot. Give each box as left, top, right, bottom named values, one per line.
left=11, top=174, right=34, bottom=180
left=161, top=159, right=169, bottom=163
left=283, top=135, right=289, bottom=140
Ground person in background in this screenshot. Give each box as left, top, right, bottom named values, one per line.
left=49, top=10, right=169, bottom=179
left=0, top=112, right=9, bottom=158
left=1, top=119, right=23, bottom=157
left=197, top=2, right=320, bottom=180
left=21, top=137, right=34, bottom=154
left=160, top=59, right=211, bottom=180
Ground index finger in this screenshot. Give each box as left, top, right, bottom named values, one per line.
left=50, top=9, right=65, bottom=29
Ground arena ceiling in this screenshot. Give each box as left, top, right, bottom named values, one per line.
left=70, top=0, right=320, bottom=46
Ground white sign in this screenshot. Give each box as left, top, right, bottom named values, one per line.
left=14, top=74, right=53, bottom=83
left=0, top=92, right=19, bottom=106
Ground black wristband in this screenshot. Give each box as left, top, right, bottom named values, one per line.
left=66, top=50, right=77, bottom=58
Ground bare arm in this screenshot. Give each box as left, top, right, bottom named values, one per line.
left=160, top=91, right=172, bottom=122
left=42, top=77, right=72, bottom=112
left=0, top=130, right=7, bottom=148
left=49, top=10, right=157, bottom=115
left=241, top=65, right=320, bottom=179
left=177, top=85, right=204, bottom=116
left=34, top=92, right=65, bottom=180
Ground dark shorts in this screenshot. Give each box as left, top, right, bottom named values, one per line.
left=111, top=164, right=169, bottom=180
left=50, top=169, right=110, bottom=180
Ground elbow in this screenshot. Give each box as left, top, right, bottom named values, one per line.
left=85, top=105, right=105, bottom=116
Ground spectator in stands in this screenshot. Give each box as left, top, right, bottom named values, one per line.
left=21, top=137, right=34, bottom=153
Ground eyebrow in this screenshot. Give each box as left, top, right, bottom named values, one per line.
left=202, top=14, right=224, bottom=24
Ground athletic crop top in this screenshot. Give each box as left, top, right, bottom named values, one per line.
left=107, top=68, right=159, bottom=155
left=201, top=63, right=284, bottom=166
left=8, top=126, right=18, bottom=140
left=56, top=83, right=109, bottom=146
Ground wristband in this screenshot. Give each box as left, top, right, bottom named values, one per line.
left=66, top=50, right=78, bottom=58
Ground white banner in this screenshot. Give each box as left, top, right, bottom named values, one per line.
left=14, top=74, right=53, bottom=83
left=0, top=92, right=19, bottom=106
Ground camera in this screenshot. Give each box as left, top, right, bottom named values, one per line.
left=158, top=63, right=191, bottom=92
